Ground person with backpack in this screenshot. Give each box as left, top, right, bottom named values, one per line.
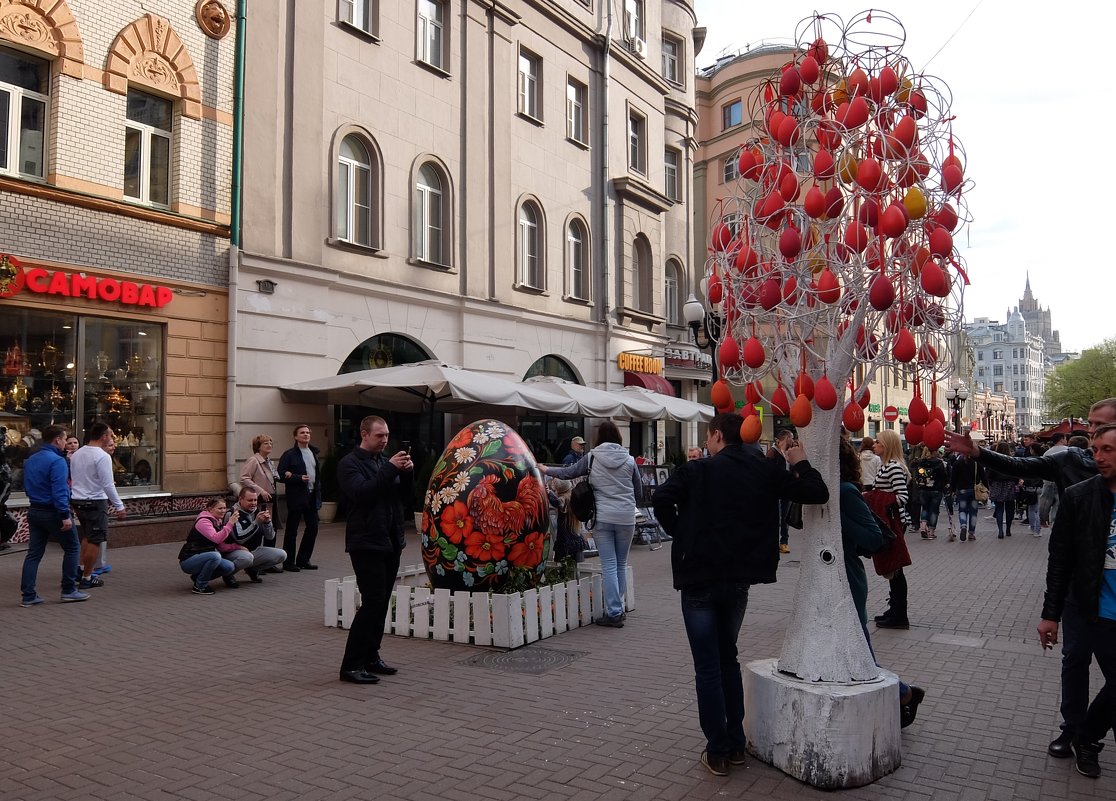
left=911, top=446, right=949, bottom=540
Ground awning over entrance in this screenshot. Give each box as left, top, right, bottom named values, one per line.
left=524, top=376, right=712, bottom=422
left=623, top=371, right=675, bottom=396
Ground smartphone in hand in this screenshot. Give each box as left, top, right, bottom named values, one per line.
left=402, top=440, right=411, bottom=454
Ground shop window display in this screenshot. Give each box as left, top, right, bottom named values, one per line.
left=1, top=310, right=161, bottom=493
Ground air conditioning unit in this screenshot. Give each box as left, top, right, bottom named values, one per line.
left=629, top=37, right=647, bottom=59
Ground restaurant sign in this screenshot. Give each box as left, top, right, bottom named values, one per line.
left=0, top=253, right=173, bottom=308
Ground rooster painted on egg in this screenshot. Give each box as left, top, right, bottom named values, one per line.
left=420, top=419, right=550, bottom=591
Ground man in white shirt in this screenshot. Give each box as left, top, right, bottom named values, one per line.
left=70, top=422, right=126, bottom=588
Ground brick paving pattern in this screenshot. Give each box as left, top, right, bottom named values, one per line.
left=2, top=514, right=1111, bottom=800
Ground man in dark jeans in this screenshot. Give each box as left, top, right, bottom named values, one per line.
left=277, top=424, right=322, bottom=571
left=653, top=413, right=829, bottom=776
left=1037, top=422, right=1116, bottom=778
left=947, top=397, right=1116, bottom=758
left=336, top=415, right=413, bottom=685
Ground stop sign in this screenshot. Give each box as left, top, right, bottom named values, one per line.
left=883, top=405, right=899, bottom=422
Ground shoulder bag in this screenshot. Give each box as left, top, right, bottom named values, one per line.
left=569, top=455, right=596, bottom=528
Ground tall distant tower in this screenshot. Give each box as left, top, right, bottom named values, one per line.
left=1017, top=274, right=1063, bottom=357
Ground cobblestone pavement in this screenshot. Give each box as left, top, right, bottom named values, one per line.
left=1, top=514, right=1110, bottom=800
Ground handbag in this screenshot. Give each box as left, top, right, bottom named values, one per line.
left=863, top=489, right=911, bottom=577
left=783, top=501, right=803, bottom=530
left=0, top=511, right=17, bottom=544
left=974, top=482, right=990, bottom=503
left=569, top=455, right=596, bottom=527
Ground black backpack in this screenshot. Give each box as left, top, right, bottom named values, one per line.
left=568, top=455, right=596, bottom=527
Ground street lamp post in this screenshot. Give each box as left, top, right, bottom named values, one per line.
left=944, top=383, right=968, bottom=432
left=683, top=293, right=722, bottom=383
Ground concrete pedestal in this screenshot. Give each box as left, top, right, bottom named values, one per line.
left=743, top=658, right=902, bottom=789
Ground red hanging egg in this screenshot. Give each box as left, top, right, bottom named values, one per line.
left=766, top=109, right=786, bottom=139
left=933, top=203, right=959, bottom=232
left=779, top=67, right=802, bottom=96
left=708, top=274, right=723, bottom=304
left=740, top=147, right=764, bottom=180
left=808, top=38, right=829, bottom=64
left=942, top=163, right=964, bottom=194
left=789, top=393, right=813, bottom=427
left=735, top=244, right=758, bottom=274
left=917, top=342, right=939, bottom=368
left=856, top=385, right=871, bottom=408
left=929, top=227, right=953, bottom=258
left=869, top=272, right=896, bottom=311
left=741, top=402, right=757, bottom=419
left=795, top=371, right=815, bottom=400
left=920, top=261, right=951, bottom=297
left=858, top=198, right=880, bottom=227
left=712, top=223, right=732, bottom=251
left=844, top=95, right=870, bottom=128
left=893, top=328, right=916, bottom=362
left=782, top=275, right=800, bottom=304
left=816, top=268, right=841, bottom=304
left=905, top=423, right=924, bottom=446
left=759, top=277, right=782, bottom=311
left=799, top=54, right=820, bottom=84
left=880, top=203, right=909, bottom=238
left=843, top=399, right=865, bottom=432
left=719, top=335, right=740, bottom=370
left=776, top=114, right=801, bottom=147
left=893, top=115, right=918, bottom=149
left=813, top=149, right=836, bottom=181
left=814, top=375, right=838, bottom=410
left=908, top=396, right=928, bottom=425
left=847, top=68, right=870, bottom=97
left=745, top=380, right=762, bottom=405
left=824, top=186, right=845, bottom=219
left=779, top=226, right=802, bottom=259
left=770, top=385, right=790, bottom=416
left=907, top=88, right=928, bottom=118
left=811, top=88, right=834, bottom=115
left=878, top=65, right=899, bottom=97
left=743, top=336, right=766, bottom=369
left=804, top=186, right=826, bottom=219
left=856, top=157, right=884, bottom=192
left=930, top=406, right=947, bottom=426
left=779, top=170, right=800, bottom=202
left=923, top=418, right=945, bottom=450
left=844, top=222, right=870, bottom=253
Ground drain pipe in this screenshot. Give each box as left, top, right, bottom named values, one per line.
left=600, top=2, right=614, bottom=391
left=226, top=0, right=247, bottom=488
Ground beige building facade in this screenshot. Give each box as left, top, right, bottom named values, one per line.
left=237, top=0, right=702, bottom=464
left=0, top=0, right=236, bottom=535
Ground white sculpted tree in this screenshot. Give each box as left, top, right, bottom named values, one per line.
left=702, top=11, right=971, bottom=682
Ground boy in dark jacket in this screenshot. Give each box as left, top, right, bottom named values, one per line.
left=653, top=413, right=829, bottom=776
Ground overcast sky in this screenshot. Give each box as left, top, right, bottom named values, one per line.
left=692, top=0, right=1113, bottom=354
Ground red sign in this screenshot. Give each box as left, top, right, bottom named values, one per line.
left=0, top=253, right=172, bottom=308
left=883, top=405, right=899, bottom=422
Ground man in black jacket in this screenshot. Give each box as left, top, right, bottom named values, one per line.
left=335, top=415, right=413, bottom=685
left=653, top=413, right=829, bottom=776
left=947, top=398, right=1116, bottom=758
left=277, top=424, right=322, bottom=571
left=1037, top=422, right=1116, bottom=778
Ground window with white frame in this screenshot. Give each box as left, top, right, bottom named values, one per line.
left=624, top=0, right=645, bottom=40
left=723, top=153, right=738, bottom=184
left=662, top=36, right=680, bottom=84
left=414, top=163, right=446, bottom=265
left=567, top=219, right=588, bottom=299
left=518, top=201, right=543, bottom=289
left=518, top=49, right=541, bottom=121
left=417, top=0, right=445, bottom=70
left=123, top=89, right=172, bottom=206
left=566, top=77, right=587, bottom=145
left=0, top=47, right=48, bottom=179
left=336, top=134, right=374, bottom=246
left=665, top=260, right=682, bottom=325
left=722, top=99, right=742, bottom=130
left=340, top=0, right=376, bottom=35
left=664, top=149, right=680, bottom=202
left=628, top=108, right=646, bottom=174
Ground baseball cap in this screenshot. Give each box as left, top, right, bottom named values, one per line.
left=571, top=436, right=585, bottom=445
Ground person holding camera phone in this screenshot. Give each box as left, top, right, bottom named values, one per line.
left=241, top=434, right=283, bottom=530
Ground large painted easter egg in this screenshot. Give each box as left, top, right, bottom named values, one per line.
left=420, top=419, right=550, bottom=591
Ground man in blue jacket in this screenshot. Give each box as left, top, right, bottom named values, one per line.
left=336, top=415, right=413, bottom=684
left=1037, top=422, right=1116, bottom=779
left=20, top=425, right=88, bottom=606
left=653, top=413, right=829, bottom=776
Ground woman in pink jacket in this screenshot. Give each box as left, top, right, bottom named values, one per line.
left=176, top=498, right=240, bottom=595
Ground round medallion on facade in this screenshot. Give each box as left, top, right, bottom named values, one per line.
left=195, top=0, right=231, bottom=39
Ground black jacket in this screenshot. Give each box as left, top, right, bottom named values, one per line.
left=337, top=446, right=413, bottom=554
left=912, top=457, right=948, bottom=492
left=278, top=443, right=322, bottom=511
left=977, top=446, right=1095, bottom=493
left=1041, top=475, right=1115, bottom=622
left=653, top=444, right=829, bottom=589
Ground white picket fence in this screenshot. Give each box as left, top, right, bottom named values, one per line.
left=324, top=563, right=635, bottom=649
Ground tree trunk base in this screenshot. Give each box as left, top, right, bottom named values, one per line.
left=743, top=658, right=902, bottom=788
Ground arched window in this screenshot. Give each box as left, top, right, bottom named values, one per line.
left=664, top=259, right=683, bottom=325
left=414, top=162, right=447, bottom=265
left=518, top=201, right=543, bottom=289
left=566, top=218, right=589, bottom=300
left=632, top=235, right=653, bottom=311
left=336, top=134, right=374, bottom=246
left=524, top=355, right=578, bottom=382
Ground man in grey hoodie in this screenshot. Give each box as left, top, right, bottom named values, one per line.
left=541, top=421, right=642, bottom=627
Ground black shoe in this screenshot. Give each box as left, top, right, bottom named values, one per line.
left=245, top=568, right=263, bottom=583
left=728, top=749, right=747, bottom=766
left=222, top=575, right=240, bottom=588
left=78, top=575, right=105, bottom=589
left=284, top=564, right=301, bottom=573
left=192, top=583, right=215, bottom=595
left=900, top=686, right=926, bottom=728
left=595, top=614, right=625, bottom=628
left=700, top=750, right=730, bottom=776
left=266, top=566, right=284, bottom=574
left=1073, top=741, right=1103, bottom=778
left=365, top=658, right=398, bottom=675
left=873, top=610, right=893, bottom=623
left=876, top=615, right=910, bottom=629
left=296, top=563, right=318, bottom=570
left=1048, top=731, right=1074, bottom=759
left=339, top=668, right=380, bottom=685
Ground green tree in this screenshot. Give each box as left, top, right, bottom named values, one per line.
left=1045, top=340, right=1116, bottom=418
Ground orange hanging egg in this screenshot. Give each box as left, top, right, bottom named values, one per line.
left=711, top=379, right=733, bottom=410
left=789, top=393, right=813, bottom=427
left=740, top=415, right=763, bottom=444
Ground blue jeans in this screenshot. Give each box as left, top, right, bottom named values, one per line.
left=680, top=581, right=749, bottom=756
left=178, top=552, right=234, bottom=587
left=956, top=489, right=977, bottom=533
left=21, top=508, right=79, bottom=601
left=592, top=522, right=633, bottom=618
left=1027, top=502, right=1041, bottom=534
left=919, top=490, right=943, bottom=529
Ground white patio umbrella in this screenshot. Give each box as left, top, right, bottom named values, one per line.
left=615, top=385, right=715, bottom=423
left=522, top=376, right=666, bottom=420
left=279, top=360, right=579, bottom=415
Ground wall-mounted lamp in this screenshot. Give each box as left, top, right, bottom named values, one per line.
left=256, top=279, right=277, bottom=295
